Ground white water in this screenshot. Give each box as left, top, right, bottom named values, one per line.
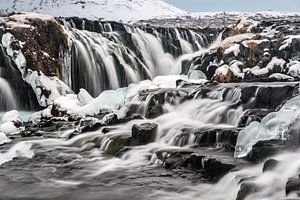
left=152, top=149, right=300, bottom=200
left=0, top=77, right=17, bottom=111
left=68, top=21, right=209, bottom=96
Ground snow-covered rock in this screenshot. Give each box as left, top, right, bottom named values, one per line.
left=279, top=35, right=300, bottom=50
left=288, top=61, right=300, bottom=78
left=269, top=73, right=294, bottom=81
left=0, top=0, right=186, bottom=22
left=1, top=32, right=73, bottom=107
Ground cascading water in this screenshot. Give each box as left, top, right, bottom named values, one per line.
left=64, top=19, right=212, bottom=97
left=0, top=64, right=17, bottom=111
left=0, top=77, right=17, bottom=111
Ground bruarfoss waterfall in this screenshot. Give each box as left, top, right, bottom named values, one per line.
left=64, top=18, right=212, bottom=96
left=1, top=9, right=300, bottom=200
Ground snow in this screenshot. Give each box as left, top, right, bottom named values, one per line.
left=214, top=65, right=230, bottom=76
left=218, top=33, right=255, bottom=48
left=224, top=44, right=240, bottom=57
left=266, top=57, right=286, bottom=71
left=0, top=12, right=56, bottom=29
left=244, top=57, right=286, bottom=76
left=235, top=95, right=300, bottom=158
left=287, top=61, right=300, bottom=78
left=241, top=39, right=269, bottom=48
left=236, top=17, right=259, bottom=31
left=1, top=33, right=26, bottom=75
left=269, top=73, right=294, bottom=81
left=279, top=35, right=300, bottom=50
left=229, top=60, right=244, bottom=79
left=190, top=11, right=300, bottom=20
left=0, top=0, right=186, bottom=22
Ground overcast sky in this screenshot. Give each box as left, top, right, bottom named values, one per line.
left=165, top=0, right=300, bottom=12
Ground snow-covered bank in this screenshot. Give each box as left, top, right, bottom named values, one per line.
left=0, top=0, right=186, bottom=22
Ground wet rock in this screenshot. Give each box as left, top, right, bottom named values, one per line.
left=132, top=123, right=158, bottom=145
left=156, top=149, right=235, bottom=180
left=262, top=159, right=279, bottom=172
left=105, top=136, right=132, bottom=156
left=193, top=128, right=239, bottom=150
left=50, top=104, right=67, bottom=117
left=236, top=182, right=257, bottom=200
left=286, top=177, right=300, bottom=196
left=246, top=140, right=284, bottom=162
left=78, top=117, right=102, bottom=133
left=238, top=109, right=271, bottom=127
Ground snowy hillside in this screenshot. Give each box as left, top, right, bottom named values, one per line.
left=0, top=0, right=186, bottom=22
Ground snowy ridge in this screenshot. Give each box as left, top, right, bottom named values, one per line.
left=0, top=0, right=186, bottom=22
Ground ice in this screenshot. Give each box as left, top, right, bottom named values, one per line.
left=235, top=95, right=300, bottom=158
left=188, top=70, right=207, bottom=80
left=1, top=110, right=21, bottom=124
left=152, top=75, right=188, bottom=88
left=77, top=89, right=94, bottom=106
left=0, top=110, right=22, bottom=135
left=0, top=132, right=11, bottom=145
left=25, top=70, right=73, bottom=106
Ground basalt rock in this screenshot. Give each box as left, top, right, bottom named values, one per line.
left=132, top=123, right=158, bottom=145
left=286, top=177, right=300, bottom=196
left=262, top=159, right=279, bottom=172
left=236, top=182, right=258, bottom=200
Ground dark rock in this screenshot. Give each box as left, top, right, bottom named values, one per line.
left=262, top=159, right=279, bottom=172
left=105, top=136, right=132, bottom=156
left=78, top=117, right=102, bottom=133
left=246, top=140, right=284, bottom=162
left=236, top=182, right=257, bottom=200
left=132, top=123, right=158, bottom=145
left=286, top=177, right=300, bottom=196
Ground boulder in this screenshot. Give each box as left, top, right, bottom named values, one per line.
left=132, top=123, right=158, bottom=145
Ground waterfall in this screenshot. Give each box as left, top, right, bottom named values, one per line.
left=0, top=77, right=17, bottom=111
left=64, top=18, right=212, bottom=97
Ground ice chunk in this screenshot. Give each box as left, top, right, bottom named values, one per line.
left=0, top=132, right=11, bottom=145
left=77, top=89, right=94, bottom=106
left=0, top=110, right=22, bottom=135
left=152, top=75, right=188, bottom=88
left=235, top=95, right=300, bottom=158
left=188, top=70, right=207, bottom=80
left=1, top=110, right=21, bottom=124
